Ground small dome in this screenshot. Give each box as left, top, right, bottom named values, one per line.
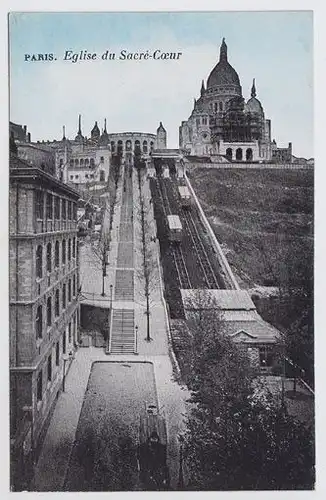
left=207, top=39, right=241, bottom=90
left=91, top=121, right=100, bottom=137
left=157, top=121, right=166, bottom=132
left=246, top=97, right=264, bottom=115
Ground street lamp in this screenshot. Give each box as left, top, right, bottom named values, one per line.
left=134, top=325, right=139, bottom=355
left=62, top=350, right=74, bottom=392
left=177, top=433, right=185, bottom=489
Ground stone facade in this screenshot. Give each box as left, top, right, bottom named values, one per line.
left=179, top=39, right=292, bottom=163
left=10, top=155, right=80, bottom=489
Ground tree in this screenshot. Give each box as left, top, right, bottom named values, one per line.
left=90, top=199, right=111, bottom=296
left=136, top=168, right=159, bottom=341
left=182, top=296, right=314, bottom=490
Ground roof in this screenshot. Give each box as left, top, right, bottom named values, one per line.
left=181, top=289, right=256, bottom=311
left=178, top=186, right=190, bottom=197
left=224, top=320, right=281, bottom=344
left=207, top=39, right=241, bottom=90
left=167, top=214, right=182, bottom=230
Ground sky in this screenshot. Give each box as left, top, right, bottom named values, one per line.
left=9, top=11, right=313, bottom=158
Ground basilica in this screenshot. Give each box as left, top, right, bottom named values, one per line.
left=179, top=38, right=292, bottom=163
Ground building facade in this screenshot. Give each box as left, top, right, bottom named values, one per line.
left=9, top=154, right=80, bottom=490
left=179, top=39, right=292, bottom=163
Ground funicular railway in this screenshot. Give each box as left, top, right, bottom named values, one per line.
left=149, top=159, right=227, bottom=318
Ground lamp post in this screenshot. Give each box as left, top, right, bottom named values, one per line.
left=134, top=325, right=138, bottom=355
left=62, top=351, right=74, bottom=392
left=177, top=434, right=185, bottom=489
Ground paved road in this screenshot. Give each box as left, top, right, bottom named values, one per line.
left=64, top=361, right=158, bottom=491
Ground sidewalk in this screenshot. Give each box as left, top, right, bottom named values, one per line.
left=33, top=165, right=189, bottom=491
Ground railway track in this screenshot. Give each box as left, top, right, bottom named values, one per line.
left=182, top=210, right=220, bottom=289
left=173, top=244, right=191, bottom=289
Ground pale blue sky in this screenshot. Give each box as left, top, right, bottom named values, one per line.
left=9, top=11, right=313, bottom=158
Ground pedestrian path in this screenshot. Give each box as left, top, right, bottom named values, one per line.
left=109, top=309, right=135, bottom=354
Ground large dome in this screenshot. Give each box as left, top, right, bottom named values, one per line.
left=206, top=39, right=241, bottom=89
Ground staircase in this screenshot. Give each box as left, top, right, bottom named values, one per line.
left=115, top=269, right=134, bottom=301
left=109, top=309, right=135, bottom=354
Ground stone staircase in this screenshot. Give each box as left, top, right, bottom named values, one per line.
left=109, top=309, right=135, bottom=354
left=115, top=269, right=134, bottom=301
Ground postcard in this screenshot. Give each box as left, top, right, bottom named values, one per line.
left=8, top=9, right=314, bottom=493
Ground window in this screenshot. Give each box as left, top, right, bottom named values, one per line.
left=68, top=201, right=72, bottom=220
left=70, top=175, right=74, bottom=180
left=226, top=148, right=233, bottom=160
left=47, top=354, right=52, bottom=382
left=72, top=237, right=76, bottom=258
left=196, top=118, right=200, bottom=127
left=36, top=305, right=43, bottom=339
left=55, top=289, right=60, bottom=317
left=35, top=191, right=44, bottom=219
left=100, top=170, right=105, bottom=182
left=46, top=242, right=52, bottom=273
left=70, top=159, right=74, bottom=166
left=59, top=158, right=63, bottom=166
left=85, top=174, right=89, bottom=179
left=236, top=148, right=243, bottom=161
left=47, top=297, right=52, bottom=327
left=62, top=284, right=66, bottom=310
left=246, top=148, right=253, bottom=161
left=68, top=239, right=71, bottom=261
left=68, top=279, right=72, bottom=302
left=100, top=156, right=104, bottom=163
left=68, top=322, right=72, bottom=343
left=214, top=102, right=218, bottom=112
left=56, top=341, right=60, bottom=366
left=62, top=240, right=66, bottom=264
left=37, top=371, right=43, bottom=401
left=73, top=275, right=76, bottom=297
left=74, top=159, right=79, bottom=166
left=90, top=158, right=95, bottom=167
left=54, top=197, right=60, bottom=219
left=75, top=175, right=79, bottom=180
left=219, top=101, right=223, bottom=112
left=62, top=199, right=66, bottom=220
left=85, top=158, right=89, bottom=165
left=90, top=174, right=94, bottom=179
left=259, top=346, right=274, bottom=368
left=55, top=241, right=59, bottom=268
left=36, top=245, right=43, bottom=278
left=80, top=158, right=84, bottom=165
left=63, top=331, right=66, bottom=354
left=46, top=193, right=53, bottom=219
left=110, top=142, right=115, bottom=153
left=73, top=204, right=77, bottom=221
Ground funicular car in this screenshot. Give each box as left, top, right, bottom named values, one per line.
left=178, top=185, right=191, bottom=208
left=167, top=214, right=182, bottom=243
left=137, top=403, right=170, bottom=489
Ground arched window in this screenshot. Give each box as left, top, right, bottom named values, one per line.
left=110, top=142, right=115, bottom=153
left=36, top=245, right=43, bottom=278
left=62, top=284, right=66, bottom=310
left=36, top=305, right=43, bottom=339
left=219, top=101, right=223, bottom=112
left=68, top=201, right=72, bottom=220
left=46, top=242, right=52, bottom=273
left=73, top=275, right=76, bottom=297
left=74, top=159, right=79, bottom=166
left=226, top=148, right=233, bottom=160
left=236, top=148, right=243, bottom=161
left=55, top=289, right=60, bottom=317
left=69, top=159, right=74, bottom=166
left=246, top=148, right=253, bottom=161
left=150, top=141, right=154, bottom=151
left=214, top=102, right=218, bottom=112
left=80, top=158, right=84, bottom=165
left=143, top=141, right=148, bottom=153
left=100, top=156, right=104, bottom=163
left=90, top=158, right=95, bottom=167
left=47, top=297, right=52, bottom=327
left=68, top=279, right=72, bottom=302
left=85, top=158, right=89, bottom=166
left=134, top=140, right=141, bottom=156
left=55, top=241, right=60, bottom=268
left=62, top=199, right=66, bottom=220
left=62, top=239, right=66, bottom=264
left=126, top=140, right=132, bottom=151
left=100, top=170, right=105, bottom=181
left=68, top=239, right=71, bottom=261
left=72, top=237, right=76, bottom=259
left=46, top=193, right=53, bottom=219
